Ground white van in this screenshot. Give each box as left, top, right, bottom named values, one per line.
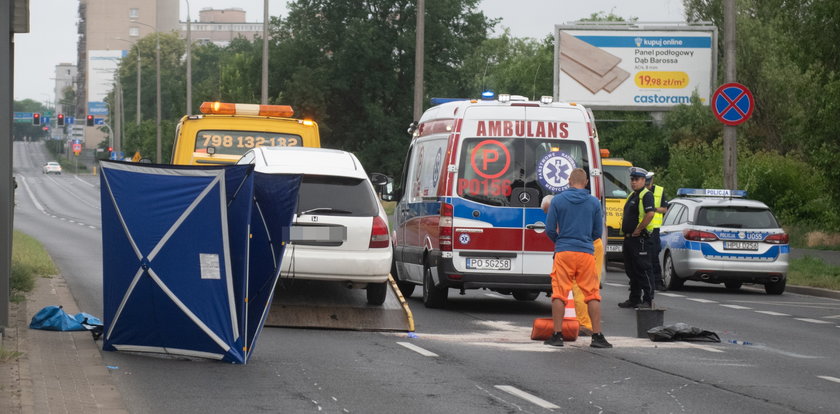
left=238, top=147, right=392, bottom=305
left=383, top=94, right=605, bottom=307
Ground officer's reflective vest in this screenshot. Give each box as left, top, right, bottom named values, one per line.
left=626, top=187, right=655, bottom=232
left=650, top=185, right=664, bottom=229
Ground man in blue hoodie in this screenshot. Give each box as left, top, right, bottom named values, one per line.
left=544, top=168, right=612, bottom=348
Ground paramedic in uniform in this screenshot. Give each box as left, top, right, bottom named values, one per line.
left=618, top=167, right=656, bottom=309
left=645, top=171, right=668, bottom=290
left=543, top=168, right=612, bottom=348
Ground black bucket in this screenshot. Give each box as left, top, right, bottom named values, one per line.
left=636, top=308, right=665, bottom=338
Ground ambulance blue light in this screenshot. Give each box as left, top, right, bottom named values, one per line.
left=677, top=188, right=748, bottom=198
left=430, top=97, right=466, bottom=106
left=481, top=90, right=495, bottom=100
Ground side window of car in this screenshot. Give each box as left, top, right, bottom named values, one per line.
left=662, top=203, right=683, bottom=226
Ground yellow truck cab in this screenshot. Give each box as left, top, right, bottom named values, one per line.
left=171, top=102, right=321, bottom=165
left=601, top=153, right=633, bottom=261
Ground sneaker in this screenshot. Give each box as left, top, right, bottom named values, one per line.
left=543, top=332, right=564, bottom=347
left=590, top=333, right=613, bottom=348
left=618, top=299, right=640, bottom=308
left=578, top=326, right=593, bottom=337
left=635, top=301, right=652, bottom=309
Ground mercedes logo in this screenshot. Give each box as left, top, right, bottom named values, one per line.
left=518, top=192, right=531, bottom=204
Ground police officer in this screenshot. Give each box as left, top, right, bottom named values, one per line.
left=645, top=171, right=668, bottom=290
left=618, top=167, right=656, bottom=309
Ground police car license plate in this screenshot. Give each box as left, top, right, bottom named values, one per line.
left=606, top=244, right=622, bottom=252
left=723, top=241, right=759, bottom=250
left=465, top=258, right=511, bottom=271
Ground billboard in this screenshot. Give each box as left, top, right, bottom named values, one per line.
left=88, top=50, right=127, bottom=116
left=553, top=24, right=717, bottom=110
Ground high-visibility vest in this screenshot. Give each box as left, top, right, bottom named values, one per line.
left=627, top=187, right=655, bottom=233
left=650, top=185, right=664, bottom=229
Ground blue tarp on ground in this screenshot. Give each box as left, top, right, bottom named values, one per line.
left=99, top=161, right=300, bottom=364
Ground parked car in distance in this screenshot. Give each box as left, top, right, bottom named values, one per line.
left=42, top=162, right=62, bottom=174
left=658, top=188, right=789, bottom=294
left=236, top=146, right=392, bottom=305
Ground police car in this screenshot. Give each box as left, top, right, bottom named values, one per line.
left=658, top=189, right=789, bottom=294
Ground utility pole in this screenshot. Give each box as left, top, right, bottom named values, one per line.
left=185, top=0, right=192, bottom=115
left=413, top=0, right=425, bottom=121
left=722, top=0, right=737, bottom=189
left=1, top=0, right=16, bottom=330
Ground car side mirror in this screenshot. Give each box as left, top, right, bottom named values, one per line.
left=370, top=173, right=396, bottom=201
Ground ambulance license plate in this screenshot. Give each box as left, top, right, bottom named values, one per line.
left=465, top=258, right=511, bottom=271
left=723, top=241, right=759, bottom=250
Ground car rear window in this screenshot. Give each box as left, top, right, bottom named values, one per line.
left=297, top=175, right=378, bottom=216
left=695, top=206, right=779, bottom=229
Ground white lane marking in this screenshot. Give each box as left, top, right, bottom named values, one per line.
left=396, top=342, right=438, bottom=357
left=45, top=173, right=100, bottom=209
left=755, top=310, right=790, bottom=316
left=19, top=176, right=46, bottom=214
left=605, top=282, right=625, bottom=287
left=688, top=298, right=718, bottom=303
left=657, top=292, right=685, bottom=297
left=720, top=304, right=752, bottom=310
left=89, top=225, right=97, bottom=229
left=824, top=315, right=840, bottom=319
left=794, top=318, right=832, bottom=324
left=74, top=174, right=96, bottom=187
left=818, top=375, right=840, bottom=384
left=484, top=293, right=506, bottom=299
left=494, top=385, right=560, bottom=410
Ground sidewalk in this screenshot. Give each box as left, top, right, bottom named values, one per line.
left=1, top=274, right=127, bottom=414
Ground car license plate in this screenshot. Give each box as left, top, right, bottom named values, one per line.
left=606, top=244, right=622, bottom=252
left=723, top=241, right=759, bottom=250
left=465, top=258, right=511, bottom=271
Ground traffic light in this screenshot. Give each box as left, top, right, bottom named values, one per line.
left=57, top=113, right=65, bottom=126
left=33, top=113, right=41, bottom=125
left=107, top=146, right=113, bottom=152
left=86, top=115, right=94, bottom=126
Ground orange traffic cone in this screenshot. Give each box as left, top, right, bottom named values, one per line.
left=561, top=291, right=579, bottom=341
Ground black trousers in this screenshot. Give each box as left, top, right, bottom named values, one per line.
left=650, top=228, right=662, bottom=284
left=623, top=235, right=655, bottom=303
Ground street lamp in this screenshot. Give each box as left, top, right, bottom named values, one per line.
left=185, top=0, right=192, bottom=115
left=131, top=19, right=162, bottom=163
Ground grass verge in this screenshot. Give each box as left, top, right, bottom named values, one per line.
left=10, top=230, right=58, bottom=302
left=788, top=256, right=840, bottom=290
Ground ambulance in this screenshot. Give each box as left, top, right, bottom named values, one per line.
left=383, top=94, right=605, bottom=308
left=171, top=101, right=320, bottom=165
left=601, top=155, right=633, bottom=261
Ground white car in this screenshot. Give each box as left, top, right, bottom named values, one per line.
left=42, top=162, right=62, bottom=174
left=237, top=147, right=393, bottom=305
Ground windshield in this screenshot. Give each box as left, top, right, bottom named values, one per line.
left=297, top=175, right=379, bottom=217
left=696, top=206, right=780, bottom=229
left=194, top=129, right=303, bottom=156
left=603, top=164, right=631, bottom=199
left=456, top=137, right=588, bottom=206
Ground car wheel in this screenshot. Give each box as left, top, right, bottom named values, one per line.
left=512, top=290, right=540, bottom=301
left=765, top=278, right=786, bottom=295
left=724, top=281, right=742, bottom=291
left=664, top=254, right=684, bottom=291
left=366, top=281, right=388, bottom=305
left=422, top=264, right=447, bottom=308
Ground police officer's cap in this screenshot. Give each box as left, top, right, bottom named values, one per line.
left=629, top=167, right=648, bottom=178
left=645, top=171, right=655, bottom=181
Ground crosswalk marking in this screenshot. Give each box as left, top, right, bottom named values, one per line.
left=720, top=304, right=752, bottom=310
left=794, top=318, right=832, bottom=324
left=494, top=385, right=560, bottom=409
left=687, top=298, right=718, bottom=303
left=818, top=375, right=840, bottom=384
left=755, top=310, right=790, bottom=316
left=657, top=292, right=685, bottom=297
left=396, top=342, right=438, bottom=357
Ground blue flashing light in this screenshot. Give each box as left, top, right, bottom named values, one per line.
left=430, top=97, right=467, bottom=106
left=481, top=90, right=495, bottom=100
left=677, top=188, right=748, bottom=198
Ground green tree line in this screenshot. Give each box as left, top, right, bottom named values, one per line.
left=106, top=0, right=838, bottom=231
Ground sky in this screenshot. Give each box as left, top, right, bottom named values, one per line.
left=12, top=0, right=686, bottom=102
